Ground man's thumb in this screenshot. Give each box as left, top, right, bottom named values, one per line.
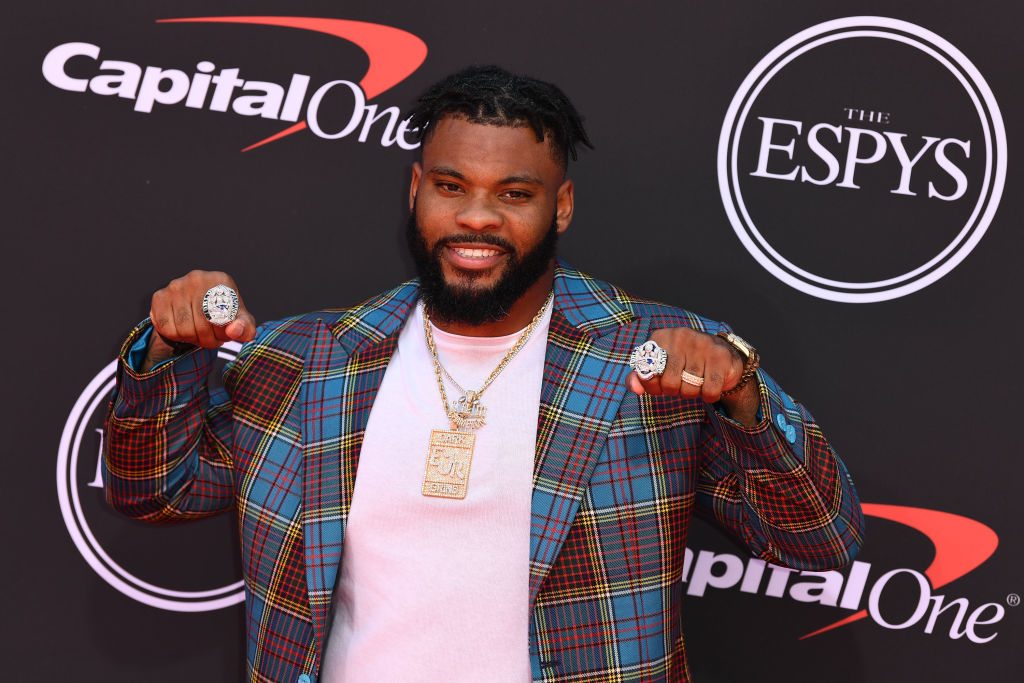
left=225, top=313, right=256, bottom=342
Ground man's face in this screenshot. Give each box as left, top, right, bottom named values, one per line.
left=407, top=116, right=574, bottom=326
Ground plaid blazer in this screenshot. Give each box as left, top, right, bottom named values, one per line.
left=106, top=262, right=863, bottom=682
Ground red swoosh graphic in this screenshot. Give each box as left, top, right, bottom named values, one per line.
left=800, top=503, right=998, bottom=639
left=157, top=16, right=428, bottom=151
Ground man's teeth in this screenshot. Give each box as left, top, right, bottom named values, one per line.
left=453, top=247, right=499, bottom=258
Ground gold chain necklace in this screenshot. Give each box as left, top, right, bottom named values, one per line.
left=420, top=292, right=553, bottom=499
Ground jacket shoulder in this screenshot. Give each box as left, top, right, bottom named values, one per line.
left=621, top=289, right=722, bottom=334
left=557, top=264, right=722, bottom=335
left=234, top=279, right=419, bottom=362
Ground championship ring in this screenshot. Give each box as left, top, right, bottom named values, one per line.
left=202, top=284, right=239, bottom=326
left=629, top=340, right=668, bottom=380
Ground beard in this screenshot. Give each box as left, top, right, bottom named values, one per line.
left=405, top=208, right=558, bottom=326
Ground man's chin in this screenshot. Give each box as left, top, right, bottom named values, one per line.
left=441, top=281, right=501, bottom=303
left=441, top=264, right=505, bottom=290
left=408, top=209, right=559, bottom=326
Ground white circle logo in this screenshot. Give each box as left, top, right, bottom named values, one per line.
left=56, top=342, right=245, bottom=611
left=718, top=16, right=1006, bottom=302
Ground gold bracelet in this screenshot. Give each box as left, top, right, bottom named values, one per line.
left=721, top=348, right=759, bottom=396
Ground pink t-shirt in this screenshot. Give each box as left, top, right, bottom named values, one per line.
left=319, top=302, right=549, bottom=682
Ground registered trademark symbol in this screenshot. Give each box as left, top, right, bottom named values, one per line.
left=1007, top=593, right=1020, bottom=607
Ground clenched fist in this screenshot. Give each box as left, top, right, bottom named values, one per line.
left=143, top=270, right=256, bottom=372
left=627, top=327, right=760, bottom=426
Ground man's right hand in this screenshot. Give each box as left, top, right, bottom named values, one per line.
left=143, top=270, right=257, bottom=372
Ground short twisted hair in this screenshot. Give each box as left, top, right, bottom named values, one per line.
left=408, top=65, right=593, bottom=168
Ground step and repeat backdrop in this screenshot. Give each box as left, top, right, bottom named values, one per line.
left=5, top=0, right=1021, bottom=680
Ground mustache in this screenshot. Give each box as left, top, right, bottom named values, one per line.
left=433, top=234, right=515, bottom=252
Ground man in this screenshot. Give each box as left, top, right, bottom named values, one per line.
left=105, top=66, right=864, bottom=682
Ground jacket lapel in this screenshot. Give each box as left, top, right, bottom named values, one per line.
left=297, top=266, right=648, bottom=633
left=300, top=282, right=419, bottom=653
left=529, top=263, right=649, bottom=604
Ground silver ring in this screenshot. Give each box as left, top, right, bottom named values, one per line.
left=680, top=370, right=705, bottom=387
left=630, top=341, right=667, bottom=380
left=202, top=284, right=239, bottom=326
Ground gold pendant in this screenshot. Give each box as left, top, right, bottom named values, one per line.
left=448, top=390, right=487, bottom=431
left=422, top=429, right=476, bottom=499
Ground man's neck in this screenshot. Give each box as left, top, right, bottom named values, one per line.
left=427, top=267, right=555, bottom=337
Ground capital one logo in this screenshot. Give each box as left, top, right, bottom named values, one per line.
left=41, top=17, right=428, bottom=152
left=718, top=17, right=1006, bottom=302
left=56, top=344, right=243, bottom=611
left=684, top=504, right=1010, bottom=643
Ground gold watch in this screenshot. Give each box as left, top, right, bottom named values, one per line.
left=716, top=330, right=755, bottom=359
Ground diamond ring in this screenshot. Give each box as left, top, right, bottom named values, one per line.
left=629, top=341, right=668, bottom=380
left=202, top=284, right=240, bottom=326
left=680, top=370, right=705, bottom=387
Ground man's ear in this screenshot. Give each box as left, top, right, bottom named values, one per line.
left=409, top=161, right=422, bottom=212
left=555, top=178, right=574, bottom=234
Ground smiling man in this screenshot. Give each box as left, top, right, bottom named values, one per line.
left=405, top=115, right=570, bottom=334
left=105, top=65, right=864, bottom=683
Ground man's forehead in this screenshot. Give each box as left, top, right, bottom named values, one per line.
left=421, top=115, right=564, bottom=170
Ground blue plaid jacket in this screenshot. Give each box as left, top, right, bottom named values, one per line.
left=105, top=262, right=863, bottom=682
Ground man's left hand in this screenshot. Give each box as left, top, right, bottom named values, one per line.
left=627, top=328, right=760, bottom=426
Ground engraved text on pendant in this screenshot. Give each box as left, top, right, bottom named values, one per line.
left=422, top=429, right=476, bottom=499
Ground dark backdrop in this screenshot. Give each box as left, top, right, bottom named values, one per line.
left=4, top=1, right=1021, bottom=680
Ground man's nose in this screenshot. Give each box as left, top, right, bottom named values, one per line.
left=455, top=195, right=502, bottom=231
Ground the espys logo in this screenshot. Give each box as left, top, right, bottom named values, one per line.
left=57, top=343, right=244, bottom=611
left=718, top=17, right=1006, bottom=302
left=41, top=17, right=428, bottom=152
left=684, top=504, right=1009, bottom=643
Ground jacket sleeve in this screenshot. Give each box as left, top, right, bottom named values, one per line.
left=697, top=367, right=865, bottom=571
left=103, top=319, right=236, bottom=522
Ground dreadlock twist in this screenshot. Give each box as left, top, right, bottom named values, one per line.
left=408, top=65, right=593, bottom=168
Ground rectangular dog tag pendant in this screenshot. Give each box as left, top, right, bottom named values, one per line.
left=422, top=429, right=475, bottom=499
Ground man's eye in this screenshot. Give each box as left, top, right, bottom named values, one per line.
left=503, top=190, right=531, bottom=200
left=436, top=182, right=461, bottom=193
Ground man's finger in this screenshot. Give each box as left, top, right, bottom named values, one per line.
left=226, top=310, right=256, bottom=342
left=638, top=372, right=663, bottom=395
left=659, top=346, right=685, bottom=397
left=149, top=310, right=179, bottom=356
left=190, top=298, right=221, bottom=348
left=172, top=298, right=200, bottom=347
left=150, top=290, right=177, bottom=340
left=700, top=343, right=733, bottom=402
left=678, top=359, right=705, bottom=400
